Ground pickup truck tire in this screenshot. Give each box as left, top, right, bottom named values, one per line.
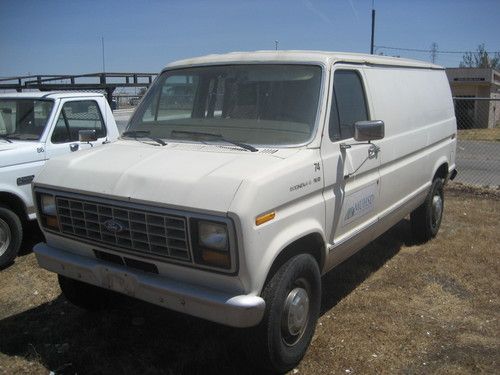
left=411, top=177, right=444, bottom=243
left=58, top=275, right=109, bottom=311
left=0, top=205, right=23, bottom=269
left=253, top=254, right=321, bottom=373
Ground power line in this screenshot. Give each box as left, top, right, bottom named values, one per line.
left=375, top=45, right=500, bottom=54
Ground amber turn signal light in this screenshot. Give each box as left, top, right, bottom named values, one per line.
left=44, top=215, right=59, bottom=230
left=201, top=249, right=231, bottom=268
left=255, top=211, right=275, bottom=226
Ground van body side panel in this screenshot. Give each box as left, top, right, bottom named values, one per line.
left=363, top=67, right=455, bottom=221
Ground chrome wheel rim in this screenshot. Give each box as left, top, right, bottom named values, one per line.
left=0, top=218, right=11, bottom=257
left=281, top=285, right=310, bottom=346
left=432, top=194, right=443, bottom=228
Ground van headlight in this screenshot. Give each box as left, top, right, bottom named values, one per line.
left=37, top=193, right=59, bottom=230
left=191, top=219, right=231, bottom=269
left=198, top=221, right=228, bottom=250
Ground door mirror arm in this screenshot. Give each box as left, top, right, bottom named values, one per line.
left=340, top=140, right=377, bottom=150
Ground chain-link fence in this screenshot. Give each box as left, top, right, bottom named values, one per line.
left=453, top=97, right=500, bottom=188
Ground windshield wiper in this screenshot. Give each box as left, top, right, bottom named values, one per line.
left=0, top=134, right=13, bottom=143
left=122, top=130, right=167, bottom=146
left=170, top=130, right=258, bottom=152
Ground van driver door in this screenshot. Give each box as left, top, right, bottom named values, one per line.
left=320, top=66, right=381, bottom=266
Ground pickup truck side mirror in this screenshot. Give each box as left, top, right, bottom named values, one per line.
left=78, top=129, right=97, bottom=143
left=354, top=120, right=385, bottom=142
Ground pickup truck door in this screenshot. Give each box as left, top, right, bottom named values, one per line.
left=45, top=98, right=109, bottom=159
left=320, top=66, right=381, bottom=267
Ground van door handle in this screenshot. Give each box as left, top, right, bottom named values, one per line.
left=368, top=144, right=380, bottom=159
left=340, top=143, right=351, bottom=150
left=70, top=143, right=79, bottom=152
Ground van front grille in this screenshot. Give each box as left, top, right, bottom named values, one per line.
left=56, top=197, right=190, bottom=261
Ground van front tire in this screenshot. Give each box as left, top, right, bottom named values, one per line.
left=0, top=205, right=23, bottom=269
left=252, top=254, right=321, bottom=373
left=411, top=177, right=444, bottom=243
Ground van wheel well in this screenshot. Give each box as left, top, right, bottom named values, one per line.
left=264, top=233, right=325, bottom=286
left=0, top=192, right=28, bottom=222
left=434, top=163, right=448, bottom=181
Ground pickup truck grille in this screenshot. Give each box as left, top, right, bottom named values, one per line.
left=56, top=197, right=190, bottom=261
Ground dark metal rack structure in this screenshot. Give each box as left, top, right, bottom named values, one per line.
left=0, top=72, right=157, bottom=107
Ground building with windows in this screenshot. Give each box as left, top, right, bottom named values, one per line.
left=446, top=68, right=500, bottom=129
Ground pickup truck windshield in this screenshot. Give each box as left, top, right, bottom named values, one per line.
left=127, top=64, right=322, bottom=146
left=0, top=99, right=54, bottom=141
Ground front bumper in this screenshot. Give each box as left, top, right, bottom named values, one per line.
left=34, top=243, right=265, bottom=328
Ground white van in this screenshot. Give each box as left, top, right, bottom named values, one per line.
left=33, top=51, right=457, bottom=372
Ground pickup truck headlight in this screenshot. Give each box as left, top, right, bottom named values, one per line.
left=41, top=195, right=56, bottom=216
left=38, top=193, right=59, bottom=230
left=191, top=219, right=231, bottom=269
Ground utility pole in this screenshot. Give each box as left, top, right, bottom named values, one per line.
left=430, top=42, right=438, bottom=64
left=370, top=0, right=375, bottom=55
left=101, top=36, right=106, bottom=73
left=101, top=36, right=113, bottom=108
left=275, top=40, right=279, bottom=51
left=370, top=1, right=376, bottom=54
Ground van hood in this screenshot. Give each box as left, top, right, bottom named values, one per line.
left=0, top=141, right=44, bottom=168
left=35, top=140, right=293, bottom=213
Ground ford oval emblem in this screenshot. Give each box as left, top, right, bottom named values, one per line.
left=103, top=219, right=125, bottom=234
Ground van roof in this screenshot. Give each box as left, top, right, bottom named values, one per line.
left=165, top=50, right=443, bottom=71
left=0, top=91, right=104, bottom=100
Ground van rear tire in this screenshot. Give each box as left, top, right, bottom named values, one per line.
left=411, top=177, right=444, bottom=243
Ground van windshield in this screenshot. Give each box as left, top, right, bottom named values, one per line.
left=127, top=64, right=322, bottom=147
left=0, top=99, right=54, bottom=141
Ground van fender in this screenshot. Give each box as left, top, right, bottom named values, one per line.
left=252, top=217, right=326, bottom=294
left=430, top=156, right=449, bottom=182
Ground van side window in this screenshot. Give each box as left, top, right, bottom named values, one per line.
left=52, top=100, right=106, bottom=143
left=329, top=70, right=368, bottom=140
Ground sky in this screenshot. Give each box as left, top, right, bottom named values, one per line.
left=1, top=0, right=499, bottom=78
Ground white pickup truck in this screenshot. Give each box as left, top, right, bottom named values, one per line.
left=32, top=51, right=457, bottom=372
left=0, top=92, right=119, bottom=267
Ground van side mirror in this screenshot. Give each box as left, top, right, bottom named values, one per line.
left=354, top=120, right=385, bottom=142
left=78, top=129, right=97, bottom=143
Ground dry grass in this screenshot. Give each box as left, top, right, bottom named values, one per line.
left=458, top=127, right=500, bottom=142
left=0, top=190, right=499, bottom=374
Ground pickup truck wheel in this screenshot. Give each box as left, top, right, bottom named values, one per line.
left=0, top=205, right=23, bottom=269
left=411, top=177, right=444, bottom=243
left=253, top=254, right=321, bottom=373
left=58, top=275, right=109, bottom=311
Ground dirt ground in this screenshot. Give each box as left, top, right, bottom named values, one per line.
left=0, top=187, right=498, bottom=375
left=458, top=127, right=500, bottom=142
